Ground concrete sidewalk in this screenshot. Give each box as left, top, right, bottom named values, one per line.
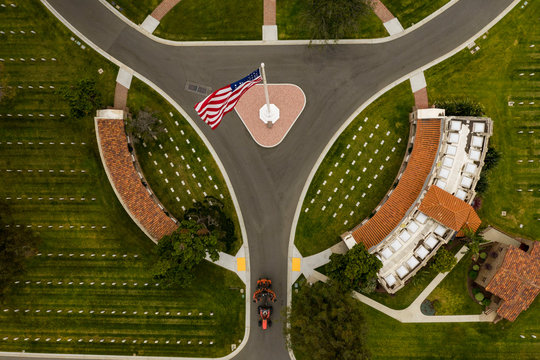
left=305, top=245, right=495, bottom=323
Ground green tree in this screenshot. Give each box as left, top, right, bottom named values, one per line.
left=184, top=196, right=236, bottom=253
left=284, top=282, right=370, bottom=360
left=126, top=108, right=165, bottom=143
left=0, top=207, right=40, bottom=296
left=461, top=228, right=487, bottom=259
left=60, top=78, right=102, bottom=118
left=430, top=248, right=457, bottom=273
left=303, top=0, right=370, bottom=42
left=327, top=243, right=382, bottom=291
left=153, top=219, right=220, bottom=288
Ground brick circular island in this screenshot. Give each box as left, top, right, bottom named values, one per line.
left=234, top=84, right=306, bottom=147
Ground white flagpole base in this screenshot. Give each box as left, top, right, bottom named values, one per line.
left=259, top=104, right=280, bottom=127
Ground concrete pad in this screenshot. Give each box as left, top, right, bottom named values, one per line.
left=383, top=18, right=404, bottom=35
left=141, top=15, right=160, bottom=34
left=116, top=68, right=133, bottom=89
left=292, top=258, right=301, bottom=272
left=409, top=72, right=427, bottom=93
left=262, top=25, right=278, bottom=41
left=235, top=84, right=306, bottom=147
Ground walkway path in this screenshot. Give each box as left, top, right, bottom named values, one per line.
left=113, top=68, right=132, bottom=109
left=305, top=245, right=496, bottom=323
left=140, top=0, right=181, bottom=33
left=262, top=0, right=277, bottom=40
left=369, top=0, right=404, bottom=35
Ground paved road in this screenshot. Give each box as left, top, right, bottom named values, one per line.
left=10, top=0, right=514, bottom=359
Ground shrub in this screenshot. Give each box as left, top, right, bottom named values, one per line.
left=482, top=298, right=491, bottom=307
left=472, top=287, right=480, bottom=295
left=60, top=79, right=102, bottom=119
left=483, top=146, right=501, bottom=171
left=434, top=98, right=484, bottom=116
left=327, top=243, right=382, bottom=291
left=468, top=270, right=479, bottom=279
left=475, top=292, right=485, bottom=302
left=473, top=265, right=480, bottom=271
left=480, top=252, right=487, bottom=259
left=430, top=248, right=457, bottom=273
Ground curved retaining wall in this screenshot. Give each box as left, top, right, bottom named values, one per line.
left=95, top=112, right=178, bottom=243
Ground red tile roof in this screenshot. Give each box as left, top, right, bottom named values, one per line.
left=351, top=119, right=442, bottom=249
left=486, top=243, right=540, bottom=321
left=418, top=185, right=481, bottom=234
left=96, top=118, right=178, bottom=242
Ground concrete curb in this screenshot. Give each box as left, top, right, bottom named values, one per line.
left=95, top=0, right=462, bottom=47
left=32, top=1, right=252, bottom=359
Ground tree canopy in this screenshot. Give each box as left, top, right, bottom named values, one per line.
left=326, top=243, right=382, bottom=291
left=152, top=219, right=220, bottom=288
left=126, top=108, right=165, bottom=143
left=430, top=247, right=457, bottom=273
left=0, top=207, right=40, bottom=296
left=285, top=282, right=370, bottom=360
left=184, top=196, right=237, bottom=253
left=60, top=78, right=102, bottom=119
left=303, top=0, right=370, bottom=41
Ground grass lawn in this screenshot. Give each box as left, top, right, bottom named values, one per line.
left=276, top=0, right=387, bottom=40
left=105, top=0, right=159, bottom=25
left=427, top=252, right=484, bottom=315
left=155, top=0, right=262, bottom=41
left=363, top=298, right=539, bottom=359
left=366, top=240, right=463, bottom=309
left=294, top=83, right=412, bottom=257
left=384, top=0, right=451, bottom=28
left=128, top=79, right=243, bottom=254
left=426, top=0, right=539, bottom=240
left=0, top=1, right=244, bottom=356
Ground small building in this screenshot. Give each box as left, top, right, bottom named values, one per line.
left=476, top=241, right=540, bottom=322
left=341, top=109, right=493, bottom=293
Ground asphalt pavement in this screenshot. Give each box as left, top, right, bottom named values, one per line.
left=3, top=0, right=516, bottom=359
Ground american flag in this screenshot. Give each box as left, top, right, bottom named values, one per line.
left=194, top=68, right=262, bottom=129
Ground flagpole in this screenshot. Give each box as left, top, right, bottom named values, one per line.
left=260, top=63, right=271, bottom=116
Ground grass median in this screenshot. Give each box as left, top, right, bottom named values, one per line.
left=0, top=1, right=244, bottom=356
left=294, top=82, right=412, bottom=257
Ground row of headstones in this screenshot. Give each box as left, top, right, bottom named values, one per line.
left=517, top=130, right=535, bottom=134
left=0, top=3, right=17, bottom=8
left=69, top=36, right=86, bottom=50
left=0, top=30, right=36, bottom=35
left=4, top=224, right=106, bottom=229
left=304, top=118, right=401, bottom=224
left=13, top=280, right=159, bottom=287
left=35, top=252, right=138, bottom=258
left=0, top=113, right=66, bottom=117
left=147, top=137, right=223, bottom=206
left=0, top=140, right=86, bottom=145
left=508, top=100, right=535, bottom=106
left=516, top=159, right=538, bottom=163
left=0, top=169, right=87, bottom=173
left=0, top=84, right=56, bottom=89
left=3, top=196, right=96, bottom=201
left=518, top=72, right=535, bottom=76
left=515, top=188, right=538, bottom=192
left=3, top=308, right=213, bottom=317
left=0, top=57, right=56, bottom=62
left=0, top=336, right=214, bottom=345
left=145, top=112, right=226, bottom=208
